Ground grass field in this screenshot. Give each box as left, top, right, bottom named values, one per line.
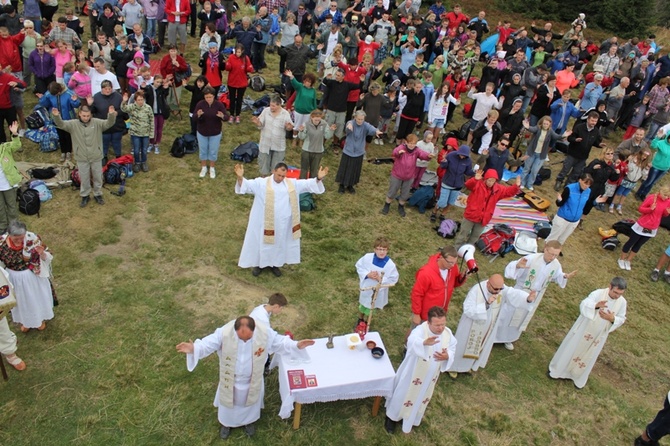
left=1, top=2, right=670, bottom=445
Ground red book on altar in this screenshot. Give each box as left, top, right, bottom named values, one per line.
left=288, top=370, right=307, bottom=389
left=305, top=375, right=318, bottom=387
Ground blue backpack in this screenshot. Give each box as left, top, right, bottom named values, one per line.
left=28, top=180, right=53, bottom=202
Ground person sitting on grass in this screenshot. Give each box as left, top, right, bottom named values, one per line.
left=354, top=237, right=399, bottom=328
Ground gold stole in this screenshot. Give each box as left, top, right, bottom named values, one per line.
left=263, top=177, right=301, bottom=244
left=566, top=290, right=622, bottom=379
left=218, top=320, right=269, bottom=408
left=399, top=323, right=450, bottom=421
left=510, top=255, right=556, bottom=329
left=464, top=288, right=502, bottom=359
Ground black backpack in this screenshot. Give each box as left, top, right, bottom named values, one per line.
left=26, top=107, right=49, bottom=129
left=18, top=188, right=41, bottom=216
left=230, top=141, right=259, bottom=163
left=104, top=163, right=123, bottom=184
left=171, top=136, right=186, bottom=158
left=249, top=74, right=266, bottom=92
left=182, top=133, right=198, bottom=154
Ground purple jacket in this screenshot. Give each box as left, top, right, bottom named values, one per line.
left=391, top=144, right=431, bottom=181
left=28, top=50, right=56, bottom=79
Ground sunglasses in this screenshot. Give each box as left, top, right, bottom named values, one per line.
left=499, top=142, right=508, bottom=147
left=489, top=286, right=503, bottom=292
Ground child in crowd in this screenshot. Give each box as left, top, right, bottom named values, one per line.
left=605, top=150, right=629, bottom=212
left=354, top=237, right=399, bottom=327
left=267, top=7, right=280, bottom=52
left=136, top=66, right=153, bottom=89
left=143, top=74, right=171, bottom=154
left=419, top=71, right=434, bottom=129
left=413, top=131, right=435, bottom=190
left=611, top=149, right=652, bottom=215
left=111, top=36, right=134, bottom=93
left=121, top=90, right=155, bottom=172
left=297, top=109, right=335, bottom=179
left=377, top=85, right=397, bottom=145
left=126, top=50, right=149, bottom=92
left=382, top=134, right=433, bottom=217
left=68, top=63, right=92, bottom=97
left=623, top=94, right=651, bottom=140
left=62, top=62, right=76, bottom=86
left=184, top=75, right=209, bottom=135
left=427, top=82, right=459, bottom=142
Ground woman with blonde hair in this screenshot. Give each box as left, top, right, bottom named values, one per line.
left=323, top=44, right=346, bottom=79
left=618, top=185, right=670, bottom=271
left=583, top=147, right=620, bottom=214
left=520, top=116, right=566, bottom=190
left=611, top=150, right=652, bottom=214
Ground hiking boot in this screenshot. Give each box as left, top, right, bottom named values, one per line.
left=219, top=426, right=231, bottom=439
left=141, top=162, right=149, bottom=172
left=398, top=204, right=406, bottom=217
left=94, top=195, right=104, bottom=205
left=381, top=203, right=390, bottom=214
left=553, top=179, right=563, bottom=191
left=650, top=270, right=660, bottom=282
left=634, top=436, right=654, bottom=446
left=133, top=163, right=141, bottom=173
left=80, top=196, right=90, bottom=208
left=251, top=267, right=262, bottom=277
left=271, top=267, right=282, bottom=277
left=244, top=423, right=256, bottom=437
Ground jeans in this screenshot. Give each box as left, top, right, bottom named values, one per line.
left=197, top=132, right=222, bottom=161
left=102, top=132, right=123, bottom=159
left=646, top=121, right=663, bottom=142
left=146, top=18, right=157, bottom=39
left=131, top=135, right=149, bottom=163
left=521, top=89, right=534, bottom=113
left=251, top=42, right=267, bottom=71
left=637, top=166, right=668, bottom=199
left=521, top=153, right=544, bottom=189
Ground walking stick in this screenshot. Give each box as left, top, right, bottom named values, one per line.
left=359, top=272, right=395, bottom=333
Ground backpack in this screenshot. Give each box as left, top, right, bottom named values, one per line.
left=253, top=94, right=270, bottom=109
left=299, top=193, right=316, bottom=211
left=436, top=218, right=460, bottom=238
left=612, top=219, right=635, bottom=236
left=602, top=235, right=620, bottom=250
left=150, top=38, right=161, bottom=54
left=230, top=141, right=259, bottom=163
left=458, top=120, right=470, bottom=141
left=26, top=107, right=49, bottom=129
left=71, top=168, right=81, bottom=188
left=29, top=166, right=58, bottom=180
left=170, top=136, right=186, bottom=158
left=17, top=188, right=40, bottom=216
left=407, top=185, right=435, bottom=213
left=533, top=221, right=552, bottom=239
left=249, top=74, right=266, bottom=92
left=29, top=180, right=53, bottom=202
left=533, top=167, right=551, bottom=185
left=104, top=163, right=123, bottom=184
left=475, top=224, right=516, bottom=256
left=182, top=133, right=198, bottom=154
left=174, top=63, right=192, bottom=84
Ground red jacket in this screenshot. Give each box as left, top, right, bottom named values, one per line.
left=338, top=61, right=366, bottom=102
left=444, top=12, right=468, bottom=31
left=637, top=193, right=670, bottom=230
left=160, top=54, right=188, bottom=78
left=411, top=253, right=466, bottom=321
left=225, top=53, right=253, bottom=89
left=463, top=176, right=520, bottom=225
left=0, top=72, right=25, bottom=109
left=0, top=33, right=25, bottom=72
left=165, top=0, right=191, bottom=24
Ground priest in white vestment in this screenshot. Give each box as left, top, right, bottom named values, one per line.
left=385, top=306, right=457, bottom=434
left=549, top=277, right=627, bottom=389
left=448, top=274, right=533, bottom=375
left=235, top=162, right=328, bottom=277
left=496, top=240, right=577, bottom=350
left=355, top=237, right=399, bottom=322
left=176, top=316, right=314, bottom=439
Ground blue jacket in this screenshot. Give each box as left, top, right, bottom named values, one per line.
left=253, top=16, right=271, bottom=44
left=269, top=13, right=280, bottom=35
left=557, top=181, right=591, bottom=222
left=550, top=98, right=581, bottom=133
left=228, top=25, right=261, bottom=55
left=440, top=151, right=474, bottom=189
left=38, top=90, right=81, bottom=121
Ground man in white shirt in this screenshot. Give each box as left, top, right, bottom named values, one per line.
left=88, top=58, right=121, bottom=95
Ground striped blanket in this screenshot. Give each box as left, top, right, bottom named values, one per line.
left=488, top=197, right=549, bottom=232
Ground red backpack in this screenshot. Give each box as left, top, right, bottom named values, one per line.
left=475, top=224, right=516, bottom=257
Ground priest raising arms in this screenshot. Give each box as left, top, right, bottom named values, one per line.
left=234, top=162, right=328, bottom=277
left=384, top=306, right=457, bottom=434
left=548, top=277, right=627, bottom=389
left=495, top=240, right=578, bottom=351
left=448, top=274, right=534, bottom=376
left=176, top=316, right=315, bottom=439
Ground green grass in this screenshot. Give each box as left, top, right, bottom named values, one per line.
left=1, top=2, right=670, bottom=445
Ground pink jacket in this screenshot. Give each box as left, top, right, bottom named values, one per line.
left=391, top=144, right=432, bottom=181
left=68, top=71, right=92, bottom=97
left=637, top=193, right=670, bottom=230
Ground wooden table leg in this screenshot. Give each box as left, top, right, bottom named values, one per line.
left=371, top=396, right=381, bottom=417
left=0, top=354, right=7, bottom=381
left=292, top=403, right=302, bottom=430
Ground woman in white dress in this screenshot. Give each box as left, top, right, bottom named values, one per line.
left=0, top=220, right=55, bottom=332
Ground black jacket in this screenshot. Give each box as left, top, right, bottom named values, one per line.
left=471, top=119, right=503, bottom=153
left=567, top=121, right=602, bottom=160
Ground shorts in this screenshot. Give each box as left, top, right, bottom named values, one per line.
left=436, top=185, right=460, bottom=208
left=665, top=245, right=670, bottom=257
left=615, top=184, right=634, bottom=197
left=429, top=118, right=445, bottom=129
left=468, top=119, right=478, bottom=131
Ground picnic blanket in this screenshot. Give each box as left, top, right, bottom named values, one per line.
left=488, top=196, right=549, bottom=232
left=16, top=161, right=75, bottom=188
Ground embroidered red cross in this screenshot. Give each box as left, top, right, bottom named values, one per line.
left=584, top=334, right=593, bottom=341
left=254, top=347, right=265, bottom=357
left=412, top=378, right=423, bottom=385
left=403, top=400, right=413, bottom=407
left=572, top=357, right=582, bottom=363
left=422, top=398, right=430, bottom=405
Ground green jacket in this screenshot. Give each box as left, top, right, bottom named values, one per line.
left=290, top=78, right=318, bottom=115
left=0, top=136, right=22, bottom=186
left=120, top=101, right=155, bottom=138
left=53, top=113, right=116, bottom=162
left=651, top=137, right=670, bottom=171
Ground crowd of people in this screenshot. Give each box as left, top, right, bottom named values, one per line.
left=0, top=0, right=668, bottom=443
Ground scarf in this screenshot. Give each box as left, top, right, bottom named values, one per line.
left=208, top=52, right=218, bottom=70
left=398, top=323, right=450, bottom=421
left=1, top=232, right=48, bottom=277
left=263, top=177, right=300, bottom=244
left=218, top=319, right=268, bottom=408
left=463, top=286, right=502, bottom=360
